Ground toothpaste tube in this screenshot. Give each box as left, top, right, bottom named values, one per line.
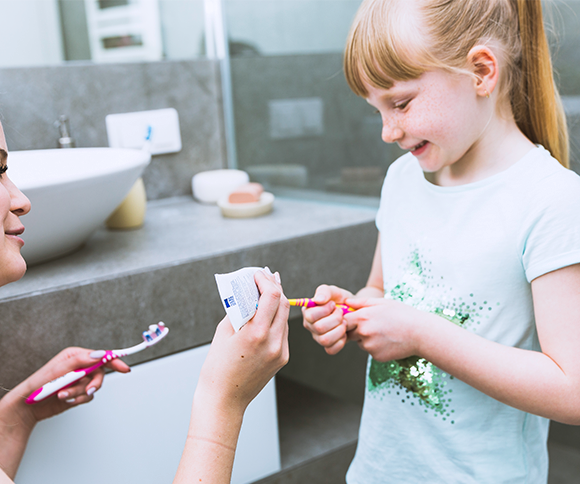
left=215, top=267, right=264, bottom=331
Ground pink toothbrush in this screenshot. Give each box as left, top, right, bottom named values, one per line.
left=26, top=322, right=169, bottom=404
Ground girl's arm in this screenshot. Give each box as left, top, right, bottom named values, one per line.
left=346, top=263, right=580, bottom=424
left=173, top=270, right=289, bottom=484
left=0, top=348, right=130, bottom=479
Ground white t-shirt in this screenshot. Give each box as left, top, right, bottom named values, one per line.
left=346, top=146, right=580, bottom=484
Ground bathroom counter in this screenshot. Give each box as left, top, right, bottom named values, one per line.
left=0, top=195, right=377, bottom=300
left=0, top=195, right=378, bottom=389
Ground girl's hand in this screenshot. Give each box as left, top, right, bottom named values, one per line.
left=194, top=269, right=290, bottom=415
left=302, top=284, right=356, bottom=355
left=344, top=297, right=423, bottom=362
left=8, top=347, right=131, bottom=426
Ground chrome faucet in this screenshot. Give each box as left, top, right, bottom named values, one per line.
left=55, top=115, right=75, bottom=149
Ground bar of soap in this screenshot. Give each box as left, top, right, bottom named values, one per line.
left=191, top=169, right=249, bottom=204
left=228, top=183, right=264, bottom=203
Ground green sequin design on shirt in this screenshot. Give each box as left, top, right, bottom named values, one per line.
left=368, top=249, right=496, bottom=422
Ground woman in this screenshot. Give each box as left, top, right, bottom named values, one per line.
left=0, top=121, right=289, bottom=483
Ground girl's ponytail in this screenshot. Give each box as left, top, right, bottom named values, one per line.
left=513, top=0, right=569, bottom=167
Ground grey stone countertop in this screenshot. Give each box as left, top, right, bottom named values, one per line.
left=0, top=194, right=378, bottom=389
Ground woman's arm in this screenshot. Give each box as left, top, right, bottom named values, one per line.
left=0, top=348, right=130, bottom=479
left=0, top=466, right=12, bottom=484
left=173, top=270, right=289, bottom=483
left=346, top=263, right=580, bottom=424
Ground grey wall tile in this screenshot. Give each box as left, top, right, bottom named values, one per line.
left=230, top=53, right=405, bottom=196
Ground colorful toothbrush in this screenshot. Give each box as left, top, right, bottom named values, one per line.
left=288, top=298, right=355, bottom=315
left=26, top=322, right=169, bottom=405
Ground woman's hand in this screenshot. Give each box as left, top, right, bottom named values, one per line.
left=0, top=347, right=130, bottom=479
left=16, top=347, right=130, bottom=423
left=302, top=284, right=355, bottom=355
left=344, top=297, right=423, bottom=362
left=194, top=269, right=290, bottom=415
left=174, top=269, right=289, bottom=484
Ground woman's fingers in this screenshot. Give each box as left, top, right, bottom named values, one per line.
left=51, top=352, right=131, bottom=403
left=56, top=373, right=100, bottom=403
left=253, top=270, right=285, bottom=331
left=106, top=358, right=131, bottom=373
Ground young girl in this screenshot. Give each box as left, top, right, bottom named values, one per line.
left=303, top=0, right=580, bottom=482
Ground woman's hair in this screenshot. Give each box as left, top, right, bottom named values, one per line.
left=344, top=0, right=569, bottom=168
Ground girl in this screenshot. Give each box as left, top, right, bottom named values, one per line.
left=303, top=0, right=580, bottom=482
left=0, top=120, right=289, bottom=483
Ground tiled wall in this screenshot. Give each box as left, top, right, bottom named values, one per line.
left=231, top=52, right=580, bottom=196
left=230, top=53, right=406, bottom=197
left=0, top=60, right=227, bottom=200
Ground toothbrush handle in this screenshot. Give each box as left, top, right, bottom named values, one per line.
left=288, top=298, right=318, bottom=308
left=25, top=354, right=112, bottom=404
left=289, top=298, right=355, bottom=314
left=337, top=304, right=355, bottom=315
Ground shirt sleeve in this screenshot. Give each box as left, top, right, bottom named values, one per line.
left=522, top=169, right=580, bottom=282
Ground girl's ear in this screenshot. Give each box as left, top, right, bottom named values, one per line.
left=467, top=45, right=499, bottom=99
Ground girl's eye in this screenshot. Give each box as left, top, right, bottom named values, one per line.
left=0, top=165, right=7, bottom=177
left=394, top=99, right=411, bottom=110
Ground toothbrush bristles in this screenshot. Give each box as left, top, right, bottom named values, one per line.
left=142, top=322, right=168, bottom=343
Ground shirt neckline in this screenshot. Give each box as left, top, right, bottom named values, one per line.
left=413, top=145, right=543, bottom=193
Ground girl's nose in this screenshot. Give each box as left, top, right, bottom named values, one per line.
left=381, top=121, right=404, bottom=144
left=8, top=178, right=31, bottom=217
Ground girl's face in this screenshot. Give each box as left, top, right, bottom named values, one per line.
left=364, top=69, right=492, bottom=184
left=0, top=122, right=31, bottom=286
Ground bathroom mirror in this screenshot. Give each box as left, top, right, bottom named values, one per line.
left=0, top=0, right=206, bottom=68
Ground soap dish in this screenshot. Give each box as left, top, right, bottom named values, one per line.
left=218, top=192, right=274, bottom=218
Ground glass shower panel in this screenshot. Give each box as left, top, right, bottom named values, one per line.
left=225, top=0, right=404, bottom=197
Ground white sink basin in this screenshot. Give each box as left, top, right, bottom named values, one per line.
left=8, top=148, right=151, bottom=265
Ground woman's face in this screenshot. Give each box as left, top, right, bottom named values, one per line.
left=0, top=122, right=31, bottom=286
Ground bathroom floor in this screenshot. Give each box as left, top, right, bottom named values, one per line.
left=256, top=378, right=580, bottom=484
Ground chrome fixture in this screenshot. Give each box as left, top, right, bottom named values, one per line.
left=55, top=115, right=75, bottom=149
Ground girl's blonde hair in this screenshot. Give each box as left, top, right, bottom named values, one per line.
left=344, top=0, right=569, bottom=168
